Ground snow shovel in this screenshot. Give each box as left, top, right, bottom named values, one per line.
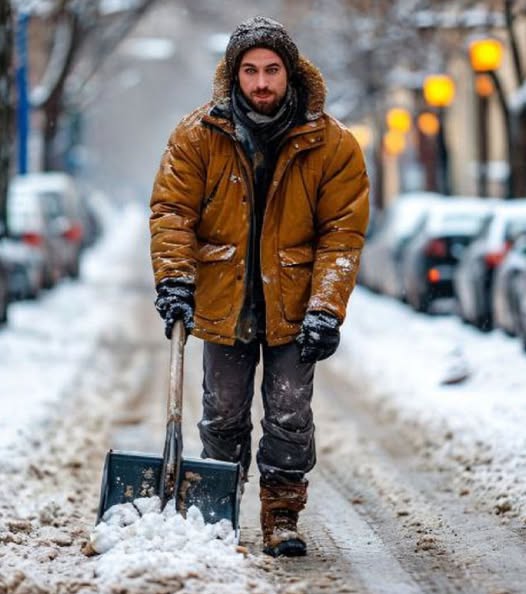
left=96, top=320, right=242, bottom=533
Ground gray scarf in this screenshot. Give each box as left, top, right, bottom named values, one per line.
left=231, top=84, right=298, bottom=150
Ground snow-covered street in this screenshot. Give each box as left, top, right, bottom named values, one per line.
left=3, top=1, right=526, bottom=592
left=339, top=286, right=526, bottom=524
left=1, top=202, right=526, bottom=593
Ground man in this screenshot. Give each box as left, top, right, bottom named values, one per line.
left=150, top=16, right=369, bottom=557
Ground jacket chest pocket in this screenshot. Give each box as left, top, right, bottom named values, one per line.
left=278, top=245, right=314, bottom=322
left=195, top=242, right=237, bottom=321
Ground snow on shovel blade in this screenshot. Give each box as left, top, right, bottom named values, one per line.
left=96, top=450, right=242, bottom=530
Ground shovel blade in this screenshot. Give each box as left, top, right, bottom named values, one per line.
left=97, top=449, right=241, bottom=531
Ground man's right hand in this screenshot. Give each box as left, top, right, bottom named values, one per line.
left=155, top=279, right=195, bottom=339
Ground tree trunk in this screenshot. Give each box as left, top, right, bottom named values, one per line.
left=39, top=12, right=80, bottom=171
left=0, top=0, right=14, bottom=232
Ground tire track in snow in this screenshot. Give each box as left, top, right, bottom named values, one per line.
left=314, top=363, right=526, bottom=594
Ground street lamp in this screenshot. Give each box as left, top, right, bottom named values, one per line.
left=383, top=130, right=406, bottom=156
left=469, top=37, right=513, bottom=198
left=417, top=112, right=440, bottom=137
left=423, top=75, right=456, bottom=109
left=474, top=74, right=494, bottom=197
left=385, top=107, right=412, bottom=134
left=469, top=38, right=503, bottom=73
left=423, top=74, right=456, bottom=195
left=475, top=74, right=494, bottom=98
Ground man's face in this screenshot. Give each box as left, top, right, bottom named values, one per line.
left=238, top=48, right=288, bottom=115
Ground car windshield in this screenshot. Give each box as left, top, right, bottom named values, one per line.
left=39, top=191, right=65, bottom=218
left=387, top=203, right=429, bottom=238
left=428, top=211, right=489, bottom=236
left=505, top=218, right=526, bottom=241
left=7, top=192, right=44, bottom=233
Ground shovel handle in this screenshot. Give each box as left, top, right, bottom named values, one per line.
left=160, top=320, right=185, bottom=508
left=168, top=319, right=185, bottom=425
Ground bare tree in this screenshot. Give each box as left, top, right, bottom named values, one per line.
left=13, top=0, right=159, bottom=170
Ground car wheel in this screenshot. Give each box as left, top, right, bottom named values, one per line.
left=516, top=296, right=526, bottom=353
left=509, top=274, right=523, bottom=337
left=411, top=287, right=430, bottom=313
left=456, top=298, right=470, bottom=324
left=520, top=316, right=526, bottom=353
left=475, top=312, right=492, bottom=332
left=69, top=257, right=80, bottom=279
left=27, top=283, right=40, bottom=300
left=42, top=266, right=54, bottom=289
left=0, top=283, right=8, bottom=324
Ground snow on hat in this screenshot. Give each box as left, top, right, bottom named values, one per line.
left=225, top=16, right=300, bottom=78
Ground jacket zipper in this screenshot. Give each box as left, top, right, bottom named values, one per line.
left=235, top=144, right=259, bottom=342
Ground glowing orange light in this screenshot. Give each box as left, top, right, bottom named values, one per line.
left=427, top=269, right=441, bottom=283
left=423, top=75, right=456, bottom=108
left=348, top=124, right=373, bottom=150
left=469, top=38, right=504, bottom=72
left=383, top=130, right=406, bottom=156
left=386, top=108, right=412, bottom=134
left=475, top=74, right=494, bottom=97
left=417, top=112, right=440, bottom=136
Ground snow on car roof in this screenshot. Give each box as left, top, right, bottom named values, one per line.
left=11, top=172, right=76, bottom=193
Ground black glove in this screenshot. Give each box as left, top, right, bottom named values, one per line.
left=296, top=311, right=341, bottom=364
left=155, top=279, right=195, bottom=339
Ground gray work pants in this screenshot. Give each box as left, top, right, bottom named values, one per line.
left=198, top=339, right=316, bottom=484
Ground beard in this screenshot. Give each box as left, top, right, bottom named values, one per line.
left=246, top=92, right=285, bottom=115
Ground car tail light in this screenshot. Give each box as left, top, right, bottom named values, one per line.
left=427, top=268, right=441, bottom=283
left=484, top=242, right=511, bottom=269
left=22, top=232, right=43, bottom=247
left=63, top=223, right=84, bottom=243
left=425, top=239, right=448, bottom=258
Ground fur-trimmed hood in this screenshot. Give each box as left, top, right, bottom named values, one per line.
left=211, top=55, right=327, bottom=121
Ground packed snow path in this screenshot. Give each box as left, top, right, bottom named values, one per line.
left=1, top=205, right=526, bottom=593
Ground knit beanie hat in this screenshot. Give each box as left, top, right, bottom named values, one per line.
left=225, top=16, right=300, bottom=79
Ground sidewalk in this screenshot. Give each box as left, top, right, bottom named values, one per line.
left=0, top=203, right=153, bottom=465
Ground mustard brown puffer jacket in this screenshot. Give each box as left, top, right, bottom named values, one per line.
left=150, top=56, right=369, bottom=346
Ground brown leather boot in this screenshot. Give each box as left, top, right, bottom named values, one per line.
left=260, top=480, right=308, bottom=557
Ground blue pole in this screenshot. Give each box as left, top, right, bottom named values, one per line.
left=15, top=12, right=30, bottom=175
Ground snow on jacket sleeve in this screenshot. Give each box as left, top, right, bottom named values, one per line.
left=308, top=127, right=369, bottom=322
left=150, top=123, right=206, bottom=287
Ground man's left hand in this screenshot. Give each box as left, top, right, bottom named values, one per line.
left=296, top=311, right=341, bottom=364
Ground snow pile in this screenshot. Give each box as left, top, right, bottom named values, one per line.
left=0, top=203, right=146, bottom=463
left=91, top=497, right=274, bottom=594
left=335, top=286, right=526, bottom=520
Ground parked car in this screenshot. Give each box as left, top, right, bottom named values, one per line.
left=78, top=190, right=103, bottom=249
left=454, top=200, right=526, bottom=331
left=492, top=231, right=526, bottom=336
left=401, top=198, right=494, bottom=313
left=10, top=173, right=85, bottom=279
left=0, top=223, right=9, bottom=324
left=359, top=192, right=442, bottom=297
left=516, top=268, right=526, bottom=351
left=7, top=178, right=65, bottom=288
left=0, top=234, right=44, bottom=300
